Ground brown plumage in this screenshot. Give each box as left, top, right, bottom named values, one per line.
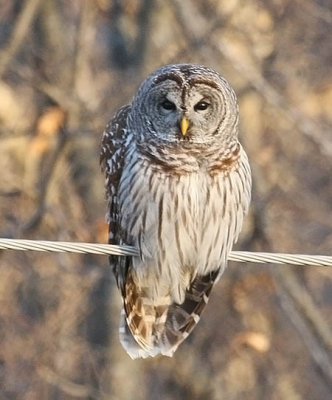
left=100, top=64, right=251, bottom=358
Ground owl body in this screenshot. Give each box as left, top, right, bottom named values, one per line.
left=101, top=64, right=251, bottom=358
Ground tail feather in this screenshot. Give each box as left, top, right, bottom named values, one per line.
left=119, top=270, right=219, bottom=359
left=122, top=274, right=155, bottom=351
left=158, top=269, right=219, bottom=356
left=119, top=310, right=159, bottom=359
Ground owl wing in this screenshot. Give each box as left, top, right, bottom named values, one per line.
left=100, top=105, right=131, bottom=281
left=101, top=105, right=164, bottom=358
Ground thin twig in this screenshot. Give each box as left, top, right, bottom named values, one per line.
left=0, top=0, right=42, bottom=78
left=277, top=278, right=332, bottom=386
left=20, top=128, right=68, bottom=233
left=214, top=39, right=332, bottom=159
left=171, top=0, right=332, bottom=159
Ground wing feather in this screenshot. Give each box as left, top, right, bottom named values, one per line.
left=100, top=104, right=131, bottom=287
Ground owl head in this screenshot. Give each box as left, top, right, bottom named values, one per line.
left=129, top=64, right=239, bottom=146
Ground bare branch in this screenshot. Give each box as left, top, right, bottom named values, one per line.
left=0, top=0, right=42, bottom=78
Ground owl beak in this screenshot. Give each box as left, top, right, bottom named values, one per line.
left=180, top=117, right=190, bottom=136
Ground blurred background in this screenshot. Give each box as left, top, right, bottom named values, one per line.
left=0, top=0, right=332, bottom=399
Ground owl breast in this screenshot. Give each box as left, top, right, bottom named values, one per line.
left=118, top=142, right=251, bottom=304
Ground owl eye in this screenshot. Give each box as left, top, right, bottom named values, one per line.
left=194, top=101, right=210, bottom=111
left=161, top=100, right=176, bottom=111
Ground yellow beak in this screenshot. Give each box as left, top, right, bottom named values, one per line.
left=180, top=117, right=189, bottom=136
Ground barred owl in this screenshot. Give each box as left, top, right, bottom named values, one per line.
left=100, top=64, right=251, bottom=359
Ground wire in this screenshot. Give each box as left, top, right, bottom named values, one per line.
left=227, top=251, right=332, bottom=267
left=0, top=238, right=331, bottom=267
left=0, top=238, right=138, bottom=256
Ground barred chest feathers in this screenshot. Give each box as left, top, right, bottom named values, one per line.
left=118, top=140, right=251, bottom=304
